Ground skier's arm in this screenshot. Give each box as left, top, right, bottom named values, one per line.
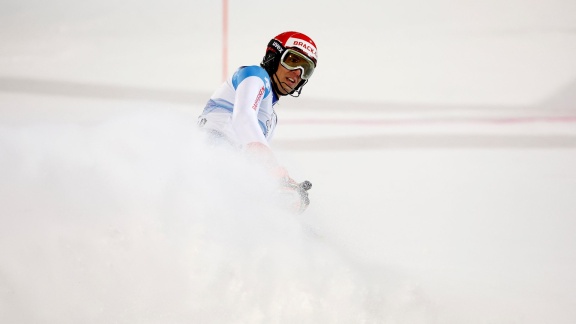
left=231, top=71, right=269, bottom=147
left=231, top=69, right=287, bottom=175
left=244, top=142, right=289, bottom=178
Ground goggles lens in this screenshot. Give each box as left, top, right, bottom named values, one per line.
left=280, top=49, right=315, bottom=80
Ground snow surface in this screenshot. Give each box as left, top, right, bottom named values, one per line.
left=1, top=1, right=576, bottom=323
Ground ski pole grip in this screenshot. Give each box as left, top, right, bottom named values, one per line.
left=300, top=180, right=312, bottom=191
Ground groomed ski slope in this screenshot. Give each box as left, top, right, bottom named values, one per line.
left=1, top=94, right=575, bottom=323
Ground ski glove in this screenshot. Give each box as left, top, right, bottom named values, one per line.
left=279, top=180, right=312, bottom=214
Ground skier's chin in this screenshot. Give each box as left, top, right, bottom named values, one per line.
left=278, top=82, right=294, bottom=95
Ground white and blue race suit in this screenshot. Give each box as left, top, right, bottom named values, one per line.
left=198, top=65, right=279, bottom=148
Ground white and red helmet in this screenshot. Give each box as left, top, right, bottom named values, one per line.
left=261, top=31, right=318, bottom=96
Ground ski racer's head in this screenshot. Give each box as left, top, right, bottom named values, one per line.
left=260, top=31, right=318, bottom=97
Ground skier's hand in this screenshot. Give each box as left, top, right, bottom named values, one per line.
left=278, top=179, right=312, bottom=214
left=243, top=142, right=312, bottom=213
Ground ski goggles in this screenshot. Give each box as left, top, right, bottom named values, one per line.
left=280, top=49, right=315, bottom=80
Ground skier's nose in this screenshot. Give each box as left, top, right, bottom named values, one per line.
left=288, top=68, right=302, bottom=82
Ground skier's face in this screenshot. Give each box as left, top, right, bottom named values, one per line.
left=280, top=49, right=315, bottom=80
left=273, top=64, right=302, bottom=96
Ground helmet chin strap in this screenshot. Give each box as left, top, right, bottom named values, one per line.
left=272, top=73, right=304, bottom=97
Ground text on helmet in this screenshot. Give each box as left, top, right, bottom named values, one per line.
left=286, top=37, right=317, bottom=60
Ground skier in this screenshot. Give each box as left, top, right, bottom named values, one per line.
left=197, top=31, right=317, bottom=213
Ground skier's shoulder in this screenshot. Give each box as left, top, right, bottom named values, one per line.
left=232, top=65, right=271, bottom=89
